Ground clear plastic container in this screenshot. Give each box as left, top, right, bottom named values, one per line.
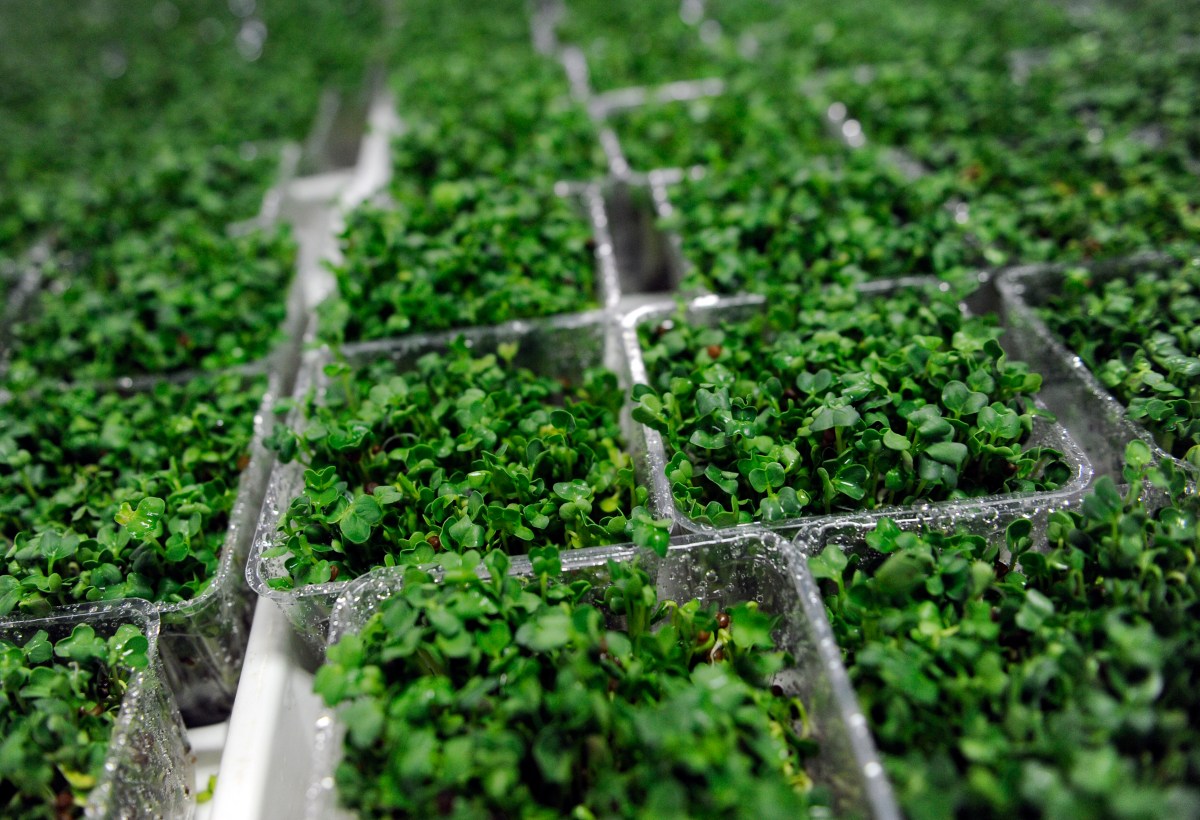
left=0, top=598, right=195, bottom=819
left=0, top=136, right=309, bottom=395
left=305, top=530, right=899, bottom=820
left=247, top=310, right=674, bottom=658
left=995, top=254, right=1195, bottom=482
left=621, top=278, right=1094, bottom=539
left=152, top=369, right=285, bottom=724
left=790, top=498, right=1095, bottom=819
left=0, top=367, right=288, bottom=725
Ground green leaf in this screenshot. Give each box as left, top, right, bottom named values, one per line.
left=114, top=497, right=167, bottom=541
left=923, top=441, right=969, bottom=470
left=338, top=495, right=383, bottom=545
left=515, top=609, right=572, bottom=652
left=54, top=625, right=108, bottom=664
left=808, top=545, right=848, bottom=581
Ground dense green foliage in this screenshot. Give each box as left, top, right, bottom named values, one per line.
left=315, top=548, right=826, bottom=817
left=0, top=623, right=150, bottom=818
left=0, top=374, right=265, bottom=615
left=663, top=151, right=987, bottom=293
left=1042, top=260, right=1200, bottom=463
left=319, top=180, right=596, bottom=343
left=633, top=286, right=1070, bottom=525
left=265, top=343, right=667, bottom=589
left=609, top=71, right=838, bottom=172
left=6, top=218, right=294, bottom=385
left=810, top=443, right=1200, bottom=818
left=556, top=0, right=732, bottom=91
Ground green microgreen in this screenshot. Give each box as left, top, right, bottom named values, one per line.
left=1041, top=260, right=1200, bottom=463
left=319, top=179, right=597, bottom=344
left=0, top=373, right=265, bottom=615
left=609, top=70, right=840, bottom=172
left=556, top=0, right=734, bottom=91
left=314, top=547, right=828, bottom=817
left=634, top=285, right=1069, bottom=525
left=663, top=150, right=988, bottom=294
left=265, top=341, right=666, bottom=589
left=0, top=622, right=150, bottom=818
left=811, top=442, right=1200, bottom=817
left=5, top=217, right=294, bottom=386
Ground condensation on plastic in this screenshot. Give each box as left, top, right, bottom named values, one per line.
left=304, top=530, right=899, bottom=820
left=0, top=599, right=195, bottom=819
left=620, top=277, right=1094, bottom=540
left=152, top=366, right=293, bottom=725
left=248, top=309, right=675, bottom=658
left=995, top=254, right=1197, bottom=484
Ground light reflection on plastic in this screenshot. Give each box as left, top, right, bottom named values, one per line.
left=680, top=0, right=704, bottom=25
left=842, top=119, right=865, bottom=147
left=228, top=0, right=256, bottom=18
left=236, top=18, right=267, bottom=61
left=100, top=47, right=127, bottom=79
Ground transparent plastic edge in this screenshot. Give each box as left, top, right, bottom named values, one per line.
left=0, top=599, right=195, bottom=820
left=792, top=492, right=1114, bottom=820
left=305, top=529, right=893, bottom=819
left=247, top=309, right=669, bottom=655
left=785, top=532, right=901, bottom=820
left=621, top=282, right=1095, bottom=542
left=994, top=257, right=1195, bottom=482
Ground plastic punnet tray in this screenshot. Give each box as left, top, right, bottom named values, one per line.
left=154, top=368, right=290, bottom=725
left=0, top=366, right=289, bottom=725
left=995, top=254, right=1197, bottom=482
left=304, top=530, right=898, bottom=820
left=0, top=140, right=309, bottom=391
left=0, top=599, right=195, bottom=819
left=320, top=179, right=622, bottom=340
left=621, top=278, right=1094, bottom=539
left=789, top=496, right=1100, bottom=818
left=248, top=310, right=674, bottom=657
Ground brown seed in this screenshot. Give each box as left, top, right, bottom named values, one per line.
left=329, top=565, right=339, bottom=581
left=428, top=534, right=441, bottom=550
left=716, top=612, right=731, bottom=629
left=711, top=646, right=725, bottom=662
left=695, top=630, right=711, bottom=645
left=364, top=482, right=380, bottom=494
left=706, top=344, right=723, bottom=358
